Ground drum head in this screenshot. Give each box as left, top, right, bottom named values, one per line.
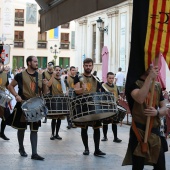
left=72, top=112, right=116, bottom=123
left=22, top=97, right=44, bottom=110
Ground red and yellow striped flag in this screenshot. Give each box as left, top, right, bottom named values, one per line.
left=144, top=0, right=170, bottom=69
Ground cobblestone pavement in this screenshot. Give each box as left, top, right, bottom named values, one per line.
left=0, top=117, right=170, bottom=170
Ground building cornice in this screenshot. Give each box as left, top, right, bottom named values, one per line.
left=75, top=0, right=132, bottom=22
left=78, top=18, right=88, bottom=25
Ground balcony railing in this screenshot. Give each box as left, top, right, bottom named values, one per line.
left=37, top=41, right=47, bottom=49
left=15, top=18, right=24, bottom=26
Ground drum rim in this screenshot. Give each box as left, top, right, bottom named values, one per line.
left=0, top=90, right=13, bottom=100
left=117, top=105, right=127, bottom=112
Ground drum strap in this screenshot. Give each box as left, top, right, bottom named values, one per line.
left=35, top=72, right=38, bottom=94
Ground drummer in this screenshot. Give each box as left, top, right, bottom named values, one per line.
left=65, top=66, right=76, bottom=129
left=101, top=72, right=122, bottom=143
left=74, top=58, right=106, bottom=156
left=7, top=56, right=48, bottom=160
left=47, top=65, right=67, bottom=140
left=42, top=61, right=54, bottom=123
left=0, top=58, right=10, bottom=140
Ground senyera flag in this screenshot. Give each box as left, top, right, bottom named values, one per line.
left=145, top=0, right=170, bottom=69
left=125, top=0, right=170, bottom=110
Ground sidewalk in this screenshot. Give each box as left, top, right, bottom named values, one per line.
left=0, top=118, right=169, bottom=170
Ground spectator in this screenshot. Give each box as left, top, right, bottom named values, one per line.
left=114, top=67, right=125, bottom=93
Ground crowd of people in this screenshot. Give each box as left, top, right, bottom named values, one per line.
left=0, top=56, right=170, bottom=169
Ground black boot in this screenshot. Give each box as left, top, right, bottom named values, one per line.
left=0, top=133, right=10, bottom=140
left=43, top=117, right=47, bottom=123
left=19, top=148, right=28, bottom=157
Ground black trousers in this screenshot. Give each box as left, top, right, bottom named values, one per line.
left=81, top=126, right=100, bottom=152
left=102, top=123, right=118, bottom=140
left=51, top=119, right=61, bottom=136
left=130, top=128, right=166, bottom=170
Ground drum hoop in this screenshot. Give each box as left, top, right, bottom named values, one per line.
left=117, top=105, right=127, bottom=112
left=0, top=90, right=12, bottom=99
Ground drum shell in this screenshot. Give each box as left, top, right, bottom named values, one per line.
left=68, top=88, right=76, bottom=99
left=44, top=95, right=70, bottom=117
left=21, top=97, right=47, bottom=122
left=114, top=105, right=127, bottom=122
left=70, top=92, right=117, bottom=123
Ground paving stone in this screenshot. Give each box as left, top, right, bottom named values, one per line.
left=0, top=117, right=169, bottom=170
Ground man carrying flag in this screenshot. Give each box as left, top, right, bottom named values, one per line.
left=123, top=0, right=169, bottom=169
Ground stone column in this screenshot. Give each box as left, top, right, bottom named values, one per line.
left=107, top=9, right=119, bottom=73
left=78, top=18, right=87, bottom=71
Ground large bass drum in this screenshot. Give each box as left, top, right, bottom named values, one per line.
left=21, top=97, right=48, bottom=122
left=70, top=92, right=117, bottom=124
left=44, top=95, right=70, bottom=118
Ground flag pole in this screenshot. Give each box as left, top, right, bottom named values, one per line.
left=143, top=54, right=159, bottom=152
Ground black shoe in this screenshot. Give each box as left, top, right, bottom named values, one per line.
left=55, top=135, right=62, bottom=140
left=50, top=135, right=55, bottom=140
left=42, top=118, right=47, bottom=123
left=31, top=154, right=44, bottom=160
left=67, top=125, right=71, bottom=129
left=0, top=134, right=10, bottom=140
left=113, top=138, right=122, bottom=143
left=101, top=137, right=108, bottom=141
left=19, top=149, right=28, bottom=157
left=94, top=150, right=106, bottom=156
left=83, top=149, right=89, bottom=155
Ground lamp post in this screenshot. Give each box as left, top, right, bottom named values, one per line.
left=50, top=44, right=60, bottom=65
left=96, top=17, right=108, bottom=34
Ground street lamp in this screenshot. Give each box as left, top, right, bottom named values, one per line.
left=96, top=17, right=108, bottom=34
left=50, top=44, right=60, bottom=65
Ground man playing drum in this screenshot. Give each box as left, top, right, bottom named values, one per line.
left=7, top=56, right=48, bottom=160
left=101, top=72, right=122, bottom=143
left=42, top=61, right=54, bottom=123
left=74, top=58, right=106, bottom=156
left=0, top=58, right=10, bottom=140
left=65, top=66, right=76, bottom=129
left=47, top=66, right=66, bottom=140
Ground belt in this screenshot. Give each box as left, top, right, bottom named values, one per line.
left=135, top=121, right=160, bottom=136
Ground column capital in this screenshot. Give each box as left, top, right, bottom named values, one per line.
left=107, top=10, right=119, bottom=18
left=78, top=18, right=88, bottom=25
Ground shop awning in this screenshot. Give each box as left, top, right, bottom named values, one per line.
left=35, top=0, right=126, bottom=33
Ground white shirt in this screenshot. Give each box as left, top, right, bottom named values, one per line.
left=115, top=72, right=125, bottom=86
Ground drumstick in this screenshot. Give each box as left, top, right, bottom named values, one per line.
left=102, top=83, right=109, bottom=92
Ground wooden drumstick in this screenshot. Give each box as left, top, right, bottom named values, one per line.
left=102, top=83, right=109, bottom=92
